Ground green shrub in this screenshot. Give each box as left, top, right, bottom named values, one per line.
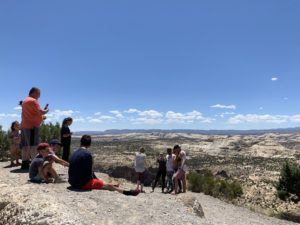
left=187, top=170, right=243, bottom=200
left=0, top=125, right=10, bottom=161
left=40, top=122, right=61, bottom=142
left=277, top=161, right=300, bottom=200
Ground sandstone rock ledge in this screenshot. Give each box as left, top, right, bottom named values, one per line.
left=0, top=162, right=297, bottom=225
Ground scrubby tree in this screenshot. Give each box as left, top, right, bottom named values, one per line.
left=0, top=125, right=10, bottom=160
left=40, top=122, right=61, bottom=142
left=277, top=161, right=300, bottom=200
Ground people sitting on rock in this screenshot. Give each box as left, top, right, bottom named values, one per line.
left=134, top=147, right=147, bottom=193
left=29, top=143, right=61, bottom=183
left=48, top=139, right=69, bottom=167
left=151, top=152, right=166, bottom=193
left=166, top=148, right=175, bottom=193
left=8, top=121, right=21, bottom=167
left=172, top=145, right=188, bottom=194
left=68, top=135, right=140, bottom=196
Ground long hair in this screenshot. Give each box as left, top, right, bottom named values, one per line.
left=62, top=117, right=73, bottom=127
left=11, top=121, right=19, bottom=131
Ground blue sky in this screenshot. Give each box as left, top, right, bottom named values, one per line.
left=1, top=1, right=300, bottom=131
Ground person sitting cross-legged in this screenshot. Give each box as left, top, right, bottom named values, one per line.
left=29, top=143, right=61, bottom=183
left=68, top=135, right=140, bottom=196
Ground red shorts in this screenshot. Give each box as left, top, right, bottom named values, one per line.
left=82, top=178, right=105, bottom=190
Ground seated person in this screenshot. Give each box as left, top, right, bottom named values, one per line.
left=29, top=143, right=62, bottom=183
left=49, top=139, right=69, bottom=167
left=68, top=135, right=140, bottom=196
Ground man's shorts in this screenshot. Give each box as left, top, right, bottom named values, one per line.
left=82, top=178, right=105, bottom=190
left=21, top=128, right=40, bottom=147
left=137, top=172, right=145, bottom=183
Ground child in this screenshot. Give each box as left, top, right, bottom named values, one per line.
left=61, top=117, right=73, bottom=162
left=134, top=148, right=147, bottom=193
left=29, top=143, right=61, bottom=183
left=8, top=121, right=21, bottom=167
left=151, top=153, right=166, bottom=193
left=49, top=139, right=69, bottom=167
left=166, top=148, right=175, bottom=193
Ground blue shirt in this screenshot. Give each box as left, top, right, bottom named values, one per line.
left=68, top=148, right=94, bottom=188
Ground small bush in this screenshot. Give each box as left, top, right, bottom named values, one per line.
left=187, top=170, right=243, bottom=200
left=0, top=125, right=10, bottom=161
left=276, top=161, right=300, bottom=200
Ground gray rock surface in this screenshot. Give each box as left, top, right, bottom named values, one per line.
left=0, top=162, right=297, bottom=225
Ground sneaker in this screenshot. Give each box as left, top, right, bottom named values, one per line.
left=54, top=177, right=65, bottom=183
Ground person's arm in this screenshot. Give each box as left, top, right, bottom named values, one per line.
left=179, top=152, right=186, bottom=170
left=53, top=155, right=69, bottom=167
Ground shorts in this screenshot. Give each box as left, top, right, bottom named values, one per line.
left=82, top=178, right=105, bottom=190
left=21, top=128, right=40, bottom=147
left=137, top=172, right=145, bottom=183
left=30, top=175, right=43, bottom=183
left=175, top=169, right=186, bottom=180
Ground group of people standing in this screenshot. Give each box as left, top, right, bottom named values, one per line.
left=134, top=145, right=188, bottom=195
left=8, top=87, right=73, bottom=169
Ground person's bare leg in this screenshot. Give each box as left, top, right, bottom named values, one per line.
left=182, top=174, right=187, bottom=193
left=102, top=184, right=124, bottom=194
left=136, top=180, right=140, bottom=190
left=22, top=146, right=31, bottom=161
left=30, top=146, right=37, bottom=160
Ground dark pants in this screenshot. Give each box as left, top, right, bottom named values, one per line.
left=153, top=170, right=166, bottom=191
left=62, top=143, right=70, bottom=162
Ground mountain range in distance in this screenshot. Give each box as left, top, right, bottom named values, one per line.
left=73, top=127, right=300, bottom=136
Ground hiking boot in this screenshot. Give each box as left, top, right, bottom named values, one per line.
left=21, top=160, right=30, bottom=170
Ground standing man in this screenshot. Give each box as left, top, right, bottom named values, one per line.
left=20, top=87, right=49, bottom=169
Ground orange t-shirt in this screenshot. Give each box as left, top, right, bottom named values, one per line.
left=21, top=96, right=43, bottom=129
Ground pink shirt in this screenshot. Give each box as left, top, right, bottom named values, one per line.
left=21, top=96, right=43, bottom=129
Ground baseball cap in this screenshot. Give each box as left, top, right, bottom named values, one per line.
left=49, top=139, right=62, bottom=146
left=37, top=143, right=50, bottom=151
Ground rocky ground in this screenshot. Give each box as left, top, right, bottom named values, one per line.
left=0, top=161, right=298, bottom=225
left=69, top=132, right=300, bottom=222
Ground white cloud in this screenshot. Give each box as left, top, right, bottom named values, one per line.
left=0, top=113, right=20, bottom=119
left=109, top=110, right=124, bottom=119
left=89, top=118, right=102, bottom=123
left=210, top=104, right=236, bottom=110
left=228, top=114, right=289, bottom=124
left=271, top=77, right=278, bottom=81
left=99, top=115, right=115, bottom=120
left=73, top=117, right=86, bottom=123
left=219, top=112, right=236, bottom=118
left=94, top=112, right=102, bottom=116
left=124, top=108, right=140, bottom=113
left=290, top=115, right=300, bottom=122
left=47, top=110, right=74, bottom=119
left=138, top=110, right=163, bottom=118
left=166, top=110, right=213, bottom=124
left=14, top=106, right=22, bottom=110
left=131, top=117, right=163, bottom=125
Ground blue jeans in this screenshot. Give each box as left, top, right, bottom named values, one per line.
left=166, top=171, right=174, bottom=191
